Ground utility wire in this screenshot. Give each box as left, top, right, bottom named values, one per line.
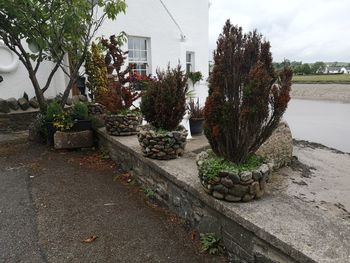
left=158, top=0, right=185, bottom=39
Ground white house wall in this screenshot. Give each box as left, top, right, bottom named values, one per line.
left=98, top=0, right=209, bottom=104
left=0, top=41, right=68, bottom=100
left=0, top=0, right=209, bottom=101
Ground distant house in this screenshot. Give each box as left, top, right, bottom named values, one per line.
left=318, top=66, right=350, bottom=74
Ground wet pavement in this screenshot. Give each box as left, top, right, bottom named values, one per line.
left=0, top=138, right=225, bottom=263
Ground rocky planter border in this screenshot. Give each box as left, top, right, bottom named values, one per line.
left=87, top=103, right=106, bottom=115
left=138, top=124, right=188, bottom=160
left=105, top=114, right=142, bottom=136
left=196, top=151, right=274, bottom=202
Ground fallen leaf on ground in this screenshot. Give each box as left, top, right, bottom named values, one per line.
left=81, top=235, right=98, bottom=243
left=191, top=231, right=196, bottom=240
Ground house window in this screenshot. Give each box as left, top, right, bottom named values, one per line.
left=186, top=52, right=195, bottom=74
left=128, top=36, right=149, bottom=76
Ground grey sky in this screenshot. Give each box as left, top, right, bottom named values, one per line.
left=209, top=0, right=350, bottom=63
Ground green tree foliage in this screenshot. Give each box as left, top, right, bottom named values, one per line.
left=205, top=20, right=292, bottom=164
left=311, top=61, right=326, bottom=73
left=0, top=0, right=126, bottom=112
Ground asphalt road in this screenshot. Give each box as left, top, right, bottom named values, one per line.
left=0, top=138, right=225, bottom=263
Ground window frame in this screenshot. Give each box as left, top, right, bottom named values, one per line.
left=128, top=36, right=151, bottom=76
left=186, top=51, right=195, bottom=74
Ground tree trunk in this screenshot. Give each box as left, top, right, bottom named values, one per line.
left=28, top=72, right=47, bottom=112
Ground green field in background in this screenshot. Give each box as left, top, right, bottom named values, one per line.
left=292, top=74, right=350, bottom=84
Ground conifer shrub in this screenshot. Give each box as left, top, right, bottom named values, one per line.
left=85, top=42, right=108, bottom=101
left=97, top=35, right=141, bottom=114
left=205, top=20, right=292, bottom=164
left=140, top=65, right=188, bottom=131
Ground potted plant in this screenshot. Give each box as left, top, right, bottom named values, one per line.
left=138, top=65, right=188, bottom=160
left=69, top=101, right=92, bottom=131
left=45, top=101, right=64, bottom=145
left=52, top=102, right=94, bottom=149
left=98, top=35, right=143, bottom=136
left=128, top=70, right=155, bottom=91
left=188, top=99, right=205, bottom=135
left=187, top=71, right=203, bottom=88
left=197, top=20, right=292, bottom=202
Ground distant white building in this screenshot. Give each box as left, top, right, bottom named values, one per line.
left=0, top=0, right=209, bottom=103
left=318, top=66, right=350, bottom=74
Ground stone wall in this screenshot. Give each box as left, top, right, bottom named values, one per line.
left=0, top=110, right=38, bottom=132
left=97, top=130, right=310, bottom=263
left=256, top=122, right=293, bottom=169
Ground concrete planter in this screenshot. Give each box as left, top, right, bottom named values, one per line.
left=137, top=124, right=188, bottom=160
left=54, top=130, right=94, bottom=149
left=196, top=150, right=274, bottom=202
left=105, top=113, right=142, bottom=136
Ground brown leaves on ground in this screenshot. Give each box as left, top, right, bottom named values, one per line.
left=68, top=152, right=116, bottom=171
left=81, top=235, right=98, bottom=243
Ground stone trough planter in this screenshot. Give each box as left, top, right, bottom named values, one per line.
left=138, top=124, right=188, bottom=160
left=54, top=130, right=94, bottom=149
left=196, top=150, right=274, bottom=202
left=105, top=113, right=142, bottom=136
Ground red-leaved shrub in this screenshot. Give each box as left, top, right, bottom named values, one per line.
left=205, top=20, right=293, bottom=164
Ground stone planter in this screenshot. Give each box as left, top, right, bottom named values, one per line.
left=88, top=103, right=106, bottom=115
left=138, top=124, right=188, bottom=160
left=54, top=130, right=94, bottom=149
left=196, top=150, right=274, bottom=202
left=105, top=113, right=142, bottom=136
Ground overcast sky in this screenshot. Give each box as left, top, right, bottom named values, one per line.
left=209, top=0, right=350, bottom=63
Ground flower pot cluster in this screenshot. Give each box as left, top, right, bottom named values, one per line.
left=86, top=37, right=190, bottom=160
left=138, top=125, right=187, bottom=160
left=81, top=26, right=293, bottom=204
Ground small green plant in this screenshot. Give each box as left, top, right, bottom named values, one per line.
left=71, top=102, right=88, bottom=120
left=200, top=233, right=222, bottom=255
left=46, top=101, right=64, bottom=122
left=199, top=151, right=263, bottom=181
left=187, top=71, right=203, bottom=86
left=52, top=111, right=74, bottom=131
left=100, top=149, right=110, bottom=160
left=143, top=188, right=156, bottom=198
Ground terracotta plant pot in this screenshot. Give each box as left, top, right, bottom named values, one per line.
left=196, top=150, right=274, bottom=202
left=138, top=124, right=188, bottom=160
left=105, top=113, right=142, bottom=136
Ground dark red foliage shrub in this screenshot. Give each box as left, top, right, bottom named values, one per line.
left=205, top=20, right=292, bottom=164
left=140, top=65, right=188, bottom=131
left=97, top=35, right=141, bottom=113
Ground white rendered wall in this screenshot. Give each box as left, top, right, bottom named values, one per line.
left=0, top=0, right=209, bottom=101
left=0, top=42, right=67, bottom=100
left=97, top=0, right=209, bottom=104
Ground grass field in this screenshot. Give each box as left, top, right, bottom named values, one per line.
left=292, top=74, right=350, bottom=84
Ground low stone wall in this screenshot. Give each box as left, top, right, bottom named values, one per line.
left=0, top=110, right=38, bottom=132
left=97, top=129, right=349, bottom=263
